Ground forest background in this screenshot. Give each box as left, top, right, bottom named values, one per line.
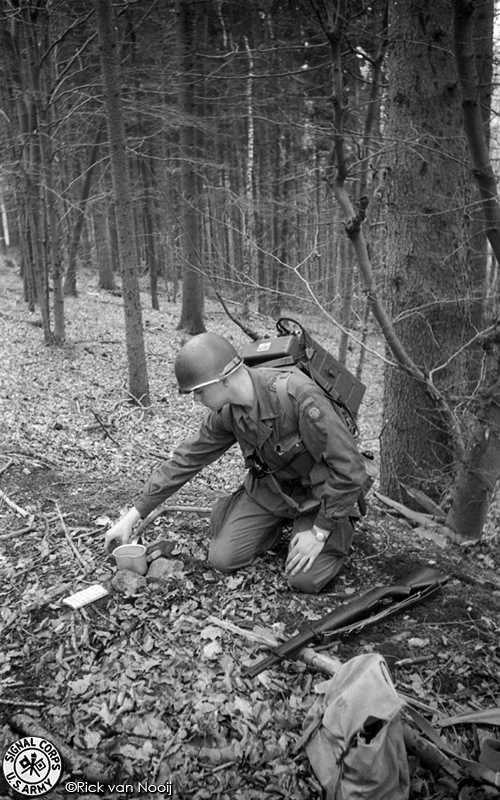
left=2, top=1, right=500, bottom=798
left=2, top=0, right=500, bottom=540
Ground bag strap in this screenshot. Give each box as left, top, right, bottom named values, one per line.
left=407, top=706, right=500, bottom=788
left=275, top=372, right=297, bottom=425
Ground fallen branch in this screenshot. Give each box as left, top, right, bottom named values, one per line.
left=56, top=504, right=89, bottom=572
left=401, top=483, right=446, bottom=519
left=0, top=487, right=30, bottom=518
left=374, top=491, right=460, bottom=545
left=9, top=713, right=116, bottom=783
left=374, top=491, right=442, bottom=526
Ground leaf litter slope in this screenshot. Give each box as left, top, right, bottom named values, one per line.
left=0, top=266, right=500, bottom=799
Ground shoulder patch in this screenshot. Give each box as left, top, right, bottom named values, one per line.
left=308, top=405, right=322, bottom=421
left=299, top=395, right=325, bottom=423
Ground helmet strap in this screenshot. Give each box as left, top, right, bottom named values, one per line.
left=183, top=356, right=243, bottom=393
left=219, top=356, right=243, bottom=381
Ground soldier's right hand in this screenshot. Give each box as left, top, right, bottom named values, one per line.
left=104, top=507, right=141, bottom=553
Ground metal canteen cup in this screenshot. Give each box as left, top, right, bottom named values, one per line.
left=112, top=543, right=148, bottom=576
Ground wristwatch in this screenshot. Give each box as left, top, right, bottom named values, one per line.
left=313, top=526, right=329, bottom=542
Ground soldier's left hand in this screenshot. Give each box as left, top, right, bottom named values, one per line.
left=285, top=529, right=324, bottom=576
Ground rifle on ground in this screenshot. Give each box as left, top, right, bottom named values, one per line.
left=243, top=567, right=448, bottom=679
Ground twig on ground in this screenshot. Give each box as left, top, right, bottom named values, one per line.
left=394, top=655, right=435, bottom=667
left=0, top=448, right=61, bottom=468
left=123, top=388, right=148, bottom=412
left=0, top=487, right=30, bottom=518
left=90, top=409, right=121, bottom=446
left=0, top=458, right=14, bottom=476
left=9, top=713, right=116, bottom=783
left=70, top=615, right=78, bottom=651
left=0, top=526, right=37, bottom=539
left=0, top=699, right=44, bottom=708
left=55, top=504, right=89, bottom=572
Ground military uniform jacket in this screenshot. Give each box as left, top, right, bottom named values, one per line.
left=134, top=367, right=367, bottom=531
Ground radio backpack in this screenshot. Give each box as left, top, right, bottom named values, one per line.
left=240, top=317, right=365, bottom=437
left=241, top=318, right=375, bottom=513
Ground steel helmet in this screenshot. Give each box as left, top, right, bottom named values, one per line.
left=174, top=332, right=243, bottom=393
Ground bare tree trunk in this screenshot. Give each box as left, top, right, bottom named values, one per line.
left=338, top=9, right=386, bottom=359
left=140, top=153, right=159, bottom=310
left=445, top=363, right=500, bottom=538
left=64, top=120, right=105, bottom=296
left=38, top=66, right=65, bottom=345
left=95, top=0, right=150, bottom=406
left=381, top=0, right=477, bottom=502
left=355, top=297, right=371, bottom=382
left=28, top=195, right=52, bottom=343
left=20, top=9, right=53, bottom=344
left=338, top=242, right=354, bottom=365
left=41, top=128, right=65, bottom=344
left=176, top=0, right=205, bottom=334
left=242, top=36, right=257, bottom=315
left=94, top=205, right=116, bottom=291
left=0, top=194, right=9, bottom=254
left=445, top=0, right=498, bottom=538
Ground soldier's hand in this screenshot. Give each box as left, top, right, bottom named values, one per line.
left=104, top=507, right=141, bottom=553
left=285, top=529, right=324, bottom=576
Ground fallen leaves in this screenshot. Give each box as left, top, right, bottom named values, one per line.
left=1, top=271, right=500, bottom=799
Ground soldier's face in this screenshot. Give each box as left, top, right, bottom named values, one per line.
left=193, top=380, right=229, bottom=411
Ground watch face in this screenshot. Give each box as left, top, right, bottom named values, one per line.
left=316, top=531, right=326, bottom=541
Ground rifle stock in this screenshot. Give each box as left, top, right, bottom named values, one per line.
left=243, top=567, right=447, bottom=679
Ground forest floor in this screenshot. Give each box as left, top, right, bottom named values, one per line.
left=1, top=263, right=500, bottom=800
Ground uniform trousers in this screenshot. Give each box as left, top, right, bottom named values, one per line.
left=208, top=486, right=354, bottom=594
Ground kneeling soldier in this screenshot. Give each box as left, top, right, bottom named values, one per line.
left=104, top=333, right=367, bottom=593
